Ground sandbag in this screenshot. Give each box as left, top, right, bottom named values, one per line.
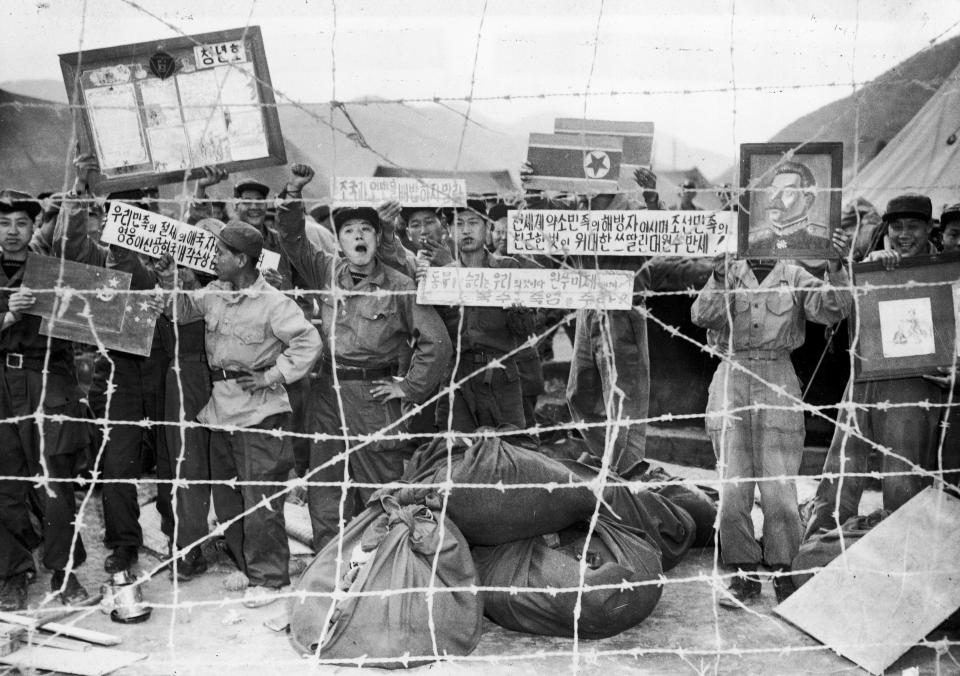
left=792, top=509, right=888, bottom=588
left=472, top=516, right=663, bottom=639
left=560, top=459, right=696, bottom=571
left=652, top=483, right=718, bottom=548
left=375, top=435, right=602, bottom=546
left=289, top=494, right=483, bottom=668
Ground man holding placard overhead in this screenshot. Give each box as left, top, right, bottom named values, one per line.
left=273, top=164, right=451, bottom=552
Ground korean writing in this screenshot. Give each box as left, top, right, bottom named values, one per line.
left=507, top=210, right=737, bottom=257
left=331, top=177, right=467, bottom=207
left=193, top=40, right=247, bottom=69
left=417, top=267, right=633, bottom=310
left=101, top=202, right=278, bottom=275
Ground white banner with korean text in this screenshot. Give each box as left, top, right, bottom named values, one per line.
left=507, top=210, right=737, bottom=257
left=331, top=177, right=467, bottom=207
left=417, top=267, right=634, bottom=310
left=101, top=202, right=280, bottom=274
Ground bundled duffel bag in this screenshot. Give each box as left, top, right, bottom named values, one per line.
left=650, top=483, right=718, bottom=548
left=792, top=509, right=888, bottom=588
left=472, top=515, right=663, bottom=639
left=560, top=459, right=696, bottom=571
left=289, top=494, right=483, bottom=668
left=376, top=434, right=603, bottom=546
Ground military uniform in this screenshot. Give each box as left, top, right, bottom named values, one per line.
left=691, top=260, right=851, bottom=567
left=275, top=200, right=451, bottom=551
left=171, top=272, right=321, bottom=588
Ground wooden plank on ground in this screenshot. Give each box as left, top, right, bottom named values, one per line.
left=0, top=644, right=146, bottom=675
left=775, top=487, right=960, bottom=675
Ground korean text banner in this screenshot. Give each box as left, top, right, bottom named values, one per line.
left=507, top=210, right=736, bottom=257
left=332, top=177, right=467, bottom=207
left=417, top=267, right=634, bottom=310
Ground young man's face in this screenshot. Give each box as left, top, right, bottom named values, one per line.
left=490, top=218, right=508, bottom=254
left=942, top=223, right=960, bottom=252
left=213, top=242, right=243, bottom=283
left=405, top=210, right=446, bottom=251
left=454, top=211, right=488, bottom=254
left=887, top=217, right=931, bottom=258
left=235, top=189, right=267, bottom=228
left=0, top=209, right=35, bottom=256
left=338, top=219, right=378, bottom=268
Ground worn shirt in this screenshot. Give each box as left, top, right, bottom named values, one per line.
left=173, top=274, right=322, bottom=427
left=690, top=260, right=852, bottom=353
left=275, top=201, right=451, bottom=404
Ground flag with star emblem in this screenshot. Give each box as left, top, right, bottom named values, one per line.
left=525, top=132, right=622, bottom=192
left=554, top=118, right=654, bottom=167
left=22, top=255, right=158, bottom=357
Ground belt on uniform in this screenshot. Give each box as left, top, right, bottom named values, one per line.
left=319, top=359, right=397, bottom=381
left=2, top=352, right=47, bottom=371
left=729, top=349, right=790, bottom=361
left=462, top=349, right=511, bottom=365
left=210, top=365, right=271, bottom=383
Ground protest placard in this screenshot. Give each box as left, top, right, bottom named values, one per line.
left=554, top=118, right=655, bottom=167
left=525, top=133, right=623, bottom=192
left=22, top=255, right=157, bottom=357
left=59, top=26, right=285, bottom=191
left=331, top=177, right=468, bottom=207
left=507, top=210, right=736, bottom=257
left=417, top=267, right=634, bottom=310
left=101, top=202, right=281, bottom=274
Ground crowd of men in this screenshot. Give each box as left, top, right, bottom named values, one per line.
left=0, top=154, right=958, bottom=613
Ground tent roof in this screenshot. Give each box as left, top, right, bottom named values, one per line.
left=372, top=166, right=518, bottom=196
left=846, top=60, right=960, bottom=215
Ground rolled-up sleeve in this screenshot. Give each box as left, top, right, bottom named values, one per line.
left=798, top=268, right=853, bottom=326
left=265, top=296, right=322, bottom=385
left=691, top=273, right=730, bottom=330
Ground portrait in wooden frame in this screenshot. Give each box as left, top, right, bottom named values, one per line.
left=59, top=26, right=286, bottom=192
left=850, top=251, right=960, bottom=382
left=738, top=142, right=842, bottom=260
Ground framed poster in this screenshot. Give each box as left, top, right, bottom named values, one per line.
left=850, top=252, right=960, bottom=382
left=59, top=26, right=286, bottom=192
left=738, top=142, right=842, bottom=260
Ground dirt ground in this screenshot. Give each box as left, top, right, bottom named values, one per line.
left=5, top=460, right=958, bottom=676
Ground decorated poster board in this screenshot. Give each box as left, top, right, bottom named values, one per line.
left=331, top=177, right=467, bottom=207
left=507, top=210, right=736, bottom=257
left=21, top=256, right=156, bottom=357
left=417, top=267, right=634, bottom=310
left=100, top=202, right=281, bottom=275
left=59, top=26, right=286, bottom=192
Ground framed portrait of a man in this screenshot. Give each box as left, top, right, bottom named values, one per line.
left=738, top=142, right=842, bottom=259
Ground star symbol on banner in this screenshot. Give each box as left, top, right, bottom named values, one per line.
left=107, top=277, right=121, bottom=288
left=584, top=151, right=610, bottom=179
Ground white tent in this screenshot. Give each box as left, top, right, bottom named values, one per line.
left=846, top=61, right=960, bottom=215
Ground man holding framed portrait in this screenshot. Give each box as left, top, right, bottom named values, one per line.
left=805, top=193, right=954, bottom=538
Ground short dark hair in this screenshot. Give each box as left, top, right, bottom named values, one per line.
left=773, top=161, right=816, bottom=189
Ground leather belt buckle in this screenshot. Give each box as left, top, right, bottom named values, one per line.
left=6, top=353, right=24, bottom=369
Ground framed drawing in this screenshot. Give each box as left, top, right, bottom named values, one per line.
left=738, top=142, right=842, bottom=259
left=59, top=26, right=286, bottom=192
left=851, top=252, right=960, bottom=382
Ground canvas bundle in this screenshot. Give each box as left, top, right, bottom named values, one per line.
left=376, top=435, right=604, bottom=546
left=288, top=494, right=483, bottom=668
left=472, top=516, right=663, bottom=639
left=791, top=509, right=889, bottom=588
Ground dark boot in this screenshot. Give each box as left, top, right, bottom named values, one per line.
left=170, top=547, right=208, bottom=582
left=718, top=565, right=762, bottom=609
left=104, top=545, right=138, bottom=574
left=51, top=570, right=90, bottom=606
left=772, top=566, right=797, bottom=603
left=0, top=572, right=29, bottom=611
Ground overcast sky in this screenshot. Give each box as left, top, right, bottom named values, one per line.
left=2, top=0, right=958, bottom=158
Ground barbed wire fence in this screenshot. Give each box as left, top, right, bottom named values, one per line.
left=1, top=1, right=959, bottom=673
